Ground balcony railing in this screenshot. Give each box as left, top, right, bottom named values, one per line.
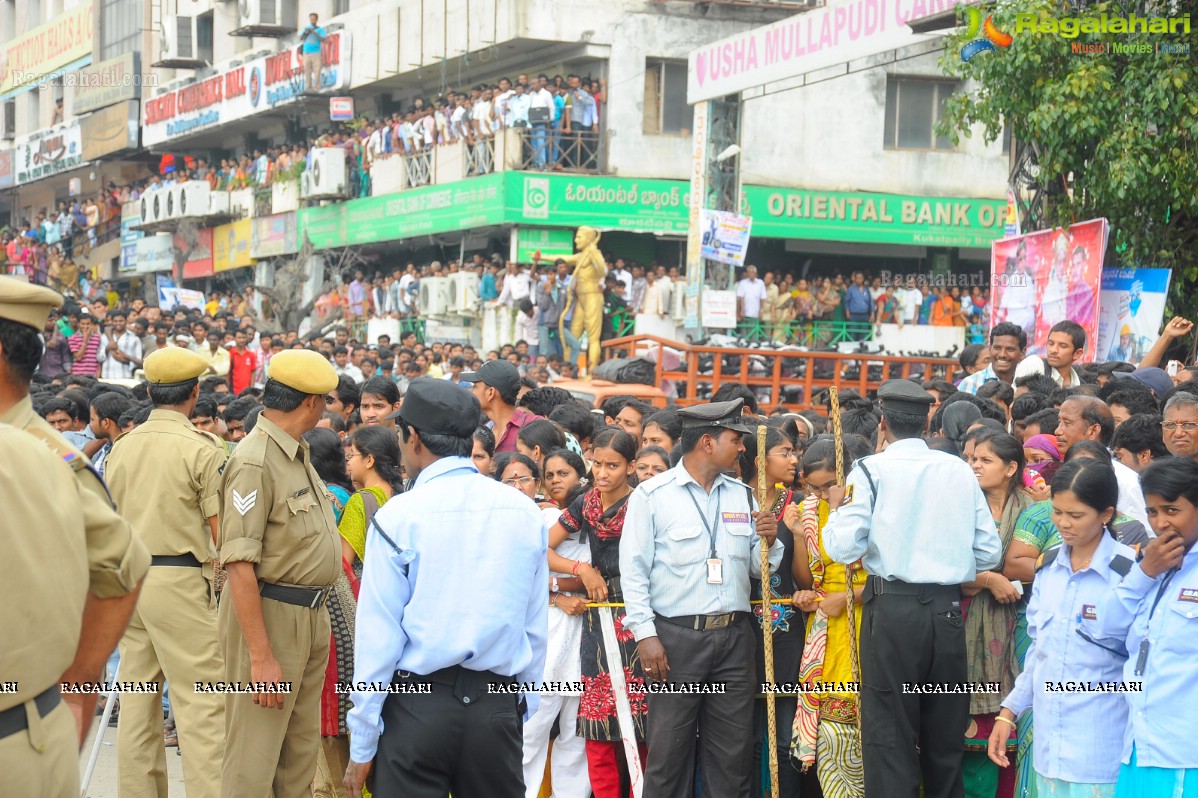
left=402, top=151, right=432, bottom=188
left=466, top=138, right=496, bottom=177
left=518, top=128, right=602, bottom=173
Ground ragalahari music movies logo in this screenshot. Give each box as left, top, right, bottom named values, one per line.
left=961, top=8, right=1013, bottom=61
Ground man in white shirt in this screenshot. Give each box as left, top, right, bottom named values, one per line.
left=492, top=78, right=514, bottom=128
left=332, top=346, right=365, bottom=383
left=505, top=84, right=531, bottom=128
left=100, top=309, right=143, bottom=380
left=736, top=265, right=768, bottom=322
left=472, top=88, right=494, bottom=138
left=366, top=121, right=386, bottom=166
left=528, top=78, right=555, bottom=168
left=900, top=277, right=922, bottom=324
left=610, top=258, right=633, bottom=302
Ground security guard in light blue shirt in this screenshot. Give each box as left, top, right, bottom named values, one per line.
left=621, top=398, right=783, bottom=798
left=345, top=378, right=548, bottom=798
left=822, top=379, right=1000, bottom=798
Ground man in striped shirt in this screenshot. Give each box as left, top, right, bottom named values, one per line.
left=101, top=309, right=144, bottom=380
left=69, top=309, right=104, bottom=377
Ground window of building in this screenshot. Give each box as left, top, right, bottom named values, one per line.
left=333, top=0, right=350, bottom=15
left=883, top=77, right=958, bottom=151
left=643, top=60, right=690, bottom=135
left=26, top=0, right=39, bottom=28
left=2, top=101, right=16, bottom=140
left=100, top=0, right=139, bottom=60
left=197, top=11, right=214, bottom=64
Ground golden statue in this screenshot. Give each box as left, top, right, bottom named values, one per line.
left=558, top=226, right=607, bottom=375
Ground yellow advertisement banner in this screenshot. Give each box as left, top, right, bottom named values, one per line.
left=0, top=4, right=94, bottom=98
left=214, top=218, right=254, bottom=272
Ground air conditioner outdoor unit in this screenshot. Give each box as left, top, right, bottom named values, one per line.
left=176, top=181, right=212, bottom=218
left=670, top=283, right=687, bottom=322
left=419, top=277, right=451, bottom=317
left=139, top=193, right=164, bottom=225
left=155, top=16, right=205, bottom=68
left=300, top=148, right=348, bottom=199
left=448, top=271, right=480, bottom=315
left=159, top=186, right=181, bottom=221
left=208, top=191, right=231, bottom=215
left=234, top=0, right=300, bottom=36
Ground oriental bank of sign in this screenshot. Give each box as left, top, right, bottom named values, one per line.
left=142, top=32, right=352, bottom=146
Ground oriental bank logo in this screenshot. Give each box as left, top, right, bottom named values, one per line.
left=523, top=177, right=549, bottom=220
left=960, top=8, right=1013, bottom=61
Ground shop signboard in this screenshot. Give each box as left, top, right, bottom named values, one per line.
left=143, top=32, right=352, bottom=146
left=214, top=218, right=255, bottom=272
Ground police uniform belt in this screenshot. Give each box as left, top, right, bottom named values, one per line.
left=150, top=554, right=203, bottom=567
left=259, top=581, right=332, bottom=609
left=656, top=611, right=748, bottom=632
left=865, top=575, right=961, bottom=598
left=0, top=686, right=60, bottom=740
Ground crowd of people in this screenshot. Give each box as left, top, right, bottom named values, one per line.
left=735, top=265, right=993, bottom=342
left=3, top=263, right=1198, bottom=798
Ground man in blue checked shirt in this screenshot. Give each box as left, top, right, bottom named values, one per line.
left=344, top=378, right=548, bottom=797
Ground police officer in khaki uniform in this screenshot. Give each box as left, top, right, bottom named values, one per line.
left=105, top=347, right=228, bottom=798
left=218, top=348, right=341, bottom=798
left=0, top=276, right=150, bottom=796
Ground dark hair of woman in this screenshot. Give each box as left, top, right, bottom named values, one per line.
left=348, top=425, right=405, bottom=495
left=473, top=425, right=496, bottom=457
left=517, top=419, right=568, bottom=460
left=1051, top=458, right=1119, bottom=538
left=543, top=448, right=588, bottom=506
left=1139, top=456, right=1198, bottom=507
left=592, top=427, right=638, bottom=462
left=1062, top=439, right=1112, bottom=464
left=303, top=427, right=351, bottom=492
left=738, top=425, right=790, bottom=487
left=970, top=428, right=1026, bottom=496
left=493, top=451, right=541, bottom=482
left=801, top=436, right=852, bottom=477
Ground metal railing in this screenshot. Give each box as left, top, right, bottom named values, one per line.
left=600, top=333, right=956, bottom=412
left=518, top=127, right=602, bottom=172
left=254, top=187, right=273, bottom=217
left=733, top=319, right=875, bottom=346
left=466, top=138, right=496, bottom=177
left=402, top=151, right=432, bottom=188
left=342, top=316, right=427, bottom=344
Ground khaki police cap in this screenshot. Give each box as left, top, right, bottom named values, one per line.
left=877, top=379, right=934, bottom=415
left=677, top=398, right=756, bottom=433
left=144, top=347, right=210, bottom=386
left=267, top=349, right=338, bottom=395
left=0, top=275, right=64, bottom=330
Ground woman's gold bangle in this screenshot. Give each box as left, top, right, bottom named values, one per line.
left=994, top=715, right=1016, bottom=727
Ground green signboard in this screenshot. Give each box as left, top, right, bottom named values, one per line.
left=742, top=186, right=1007, bottom=249
left=505, top=173, right=690, bottom=235
left=297, top=171, right=1007, bottom=251
left=299, top=173, right=506, bottom=249
left=513, top=227, right=576, bottom=262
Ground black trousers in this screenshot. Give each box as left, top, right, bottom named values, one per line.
left=859, top=582, right=968, bottom=798
left=373, top=666, right=524, bottom=798
left=645, top=615, right=756, bottom=798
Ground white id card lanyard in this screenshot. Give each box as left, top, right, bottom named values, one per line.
left=685, top=485, right=723, bottom=584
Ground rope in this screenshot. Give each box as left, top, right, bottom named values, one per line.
left=829, top=387, right=863, bottom=747
left=582, top=598, right=796, bottom=608
left=757, top=424, right=780, bottom=798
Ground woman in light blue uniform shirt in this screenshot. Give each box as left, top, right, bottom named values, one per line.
left=988, top=459, right=1137, bottom=797
left=1088, top=456, right=1198, bottom=798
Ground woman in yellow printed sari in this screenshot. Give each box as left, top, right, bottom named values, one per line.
left=790, top=438, right=867, bottom=798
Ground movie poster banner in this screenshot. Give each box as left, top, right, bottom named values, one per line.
left=990, top=218, right=1108, bottom=361
left=1097, top=267, right=1171, bottom=364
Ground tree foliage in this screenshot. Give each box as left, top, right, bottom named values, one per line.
left=939, top=0, right=1198, bottom=330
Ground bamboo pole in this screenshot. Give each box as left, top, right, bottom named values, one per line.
left=828, top=388, right=862, bottom=746
left=757, top=424, right=780, bottom=798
